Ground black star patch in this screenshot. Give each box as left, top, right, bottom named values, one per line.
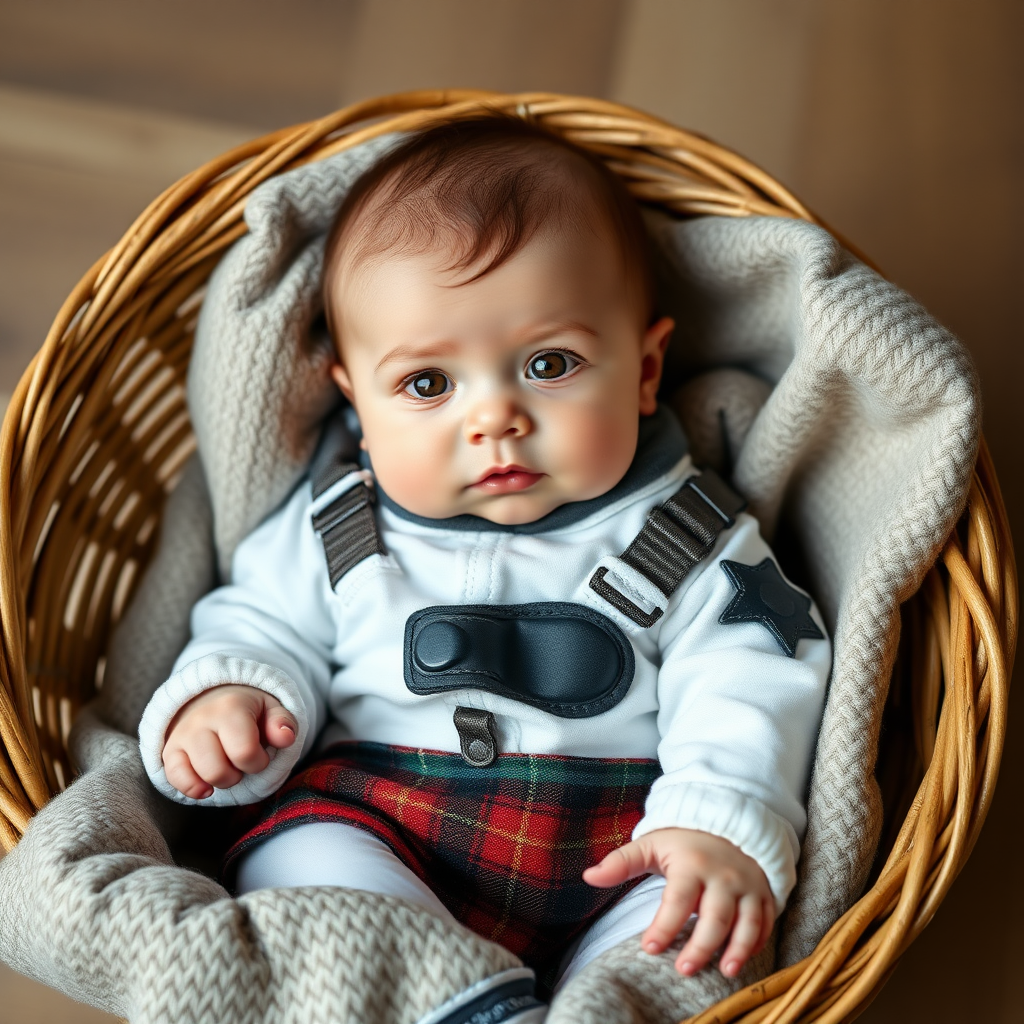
left=719, top=558, right=824, bottom=657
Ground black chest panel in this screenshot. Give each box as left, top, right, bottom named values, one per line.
left=404, top=603, right=635, bottom=719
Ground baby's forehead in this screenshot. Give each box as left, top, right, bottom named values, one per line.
left=322, top=119, right=654, bottom=337
left=338, top=227, right=625, bottom=342
left=335, top=210, right=617, bottom=287
left=335, top=159, right=612, bottom=272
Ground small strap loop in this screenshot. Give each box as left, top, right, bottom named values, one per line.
left=589, top=469, right=746, bottom=627
left=453, top=707, right=499, bottom=767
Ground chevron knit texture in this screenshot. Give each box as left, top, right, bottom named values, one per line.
left=548, top=927, right=776, bottom=1024
left=0, top=141, right=978, bottom=1021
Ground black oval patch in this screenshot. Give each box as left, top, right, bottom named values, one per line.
left=404, top=602, right=635, bottom=718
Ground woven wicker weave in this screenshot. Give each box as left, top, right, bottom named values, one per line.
left=0, top=90, right=1015, bottom=1024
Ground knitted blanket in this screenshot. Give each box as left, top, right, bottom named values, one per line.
left=0, top=138, right=978, bottom=1023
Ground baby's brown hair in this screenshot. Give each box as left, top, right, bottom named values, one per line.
left=322, top=115, right=655, bottom=343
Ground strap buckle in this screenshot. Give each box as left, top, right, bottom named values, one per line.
left=589, top=566, right=664, bottom=628
left=588, top=469, right=746, bottom=628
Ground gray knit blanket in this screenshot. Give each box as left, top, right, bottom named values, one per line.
left=0, top=137, right=978, bottom=1024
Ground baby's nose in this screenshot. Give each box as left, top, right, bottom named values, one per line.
left=464, top=397, right=532, bottom=442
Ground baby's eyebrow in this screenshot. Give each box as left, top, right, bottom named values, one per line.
left=521, top=319, right=599, bottom=343
left=373, top=321, right=599, bottom=372
left=375, top=340, right=460, bottom=372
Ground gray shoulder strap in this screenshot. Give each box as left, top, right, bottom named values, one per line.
left=309, top=410, right=385, bottom=588
left=589, top=469, right=746, bottom=627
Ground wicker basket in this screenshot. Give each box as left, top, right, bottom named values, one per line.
left=0, top=90, right=1015, bottom=1024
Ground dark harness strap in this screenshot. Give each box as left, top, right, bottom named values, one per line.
left=589, top=469, right=747, bottom=627
left=310, top=413, right=385, bottom=588
left=309, top=410, right=744, bottom=613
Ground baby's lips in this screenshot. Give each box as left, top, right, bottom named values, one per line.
left=471, top=466, right=545, bottom=494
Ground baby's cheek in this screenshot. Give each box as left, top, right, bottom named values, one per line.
left=370, top=436, right=454, bottom=517
left=563, top=410, right=638, bottom=496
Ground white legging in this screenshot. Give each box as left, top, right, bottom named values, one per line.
left=235, top=820, right=666, bottom=988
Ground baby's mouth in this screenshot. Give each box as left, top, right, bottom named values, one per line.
left=471, top=465, right=545, bottom=494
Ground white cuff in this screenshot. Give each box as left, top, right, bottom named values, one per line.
left=138, top=654, right=310, bottom=807
left=633, top=782, right=799, bottom=914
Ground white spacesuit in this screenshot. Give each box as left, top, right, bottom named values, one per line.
left=139, top=411, right=831, bottom=912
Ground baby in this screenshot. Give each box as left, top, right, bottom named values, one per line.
left=139, top=117, right=830, bottom=1011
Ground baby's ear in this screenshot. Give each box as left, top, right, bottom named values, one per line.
left=638, top=317, right=674, bottom=415
left=330, top=362, right=355, bottom=402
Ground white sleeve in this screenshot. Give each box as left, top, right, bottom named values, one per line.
left=138, top=481, right=336, bottom=806
left=632, top=513, right=831, bottom=913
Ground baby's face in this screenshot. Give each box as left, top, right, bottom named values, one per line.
left=329, top=226, right=672, bottom=524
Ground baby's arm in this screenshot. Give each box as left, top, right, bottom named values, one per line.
left=591, top=512, right=830, bottom=974
left=584, top=828, right=774, bottom=977
left=162, top=684, right=298, bottom=800
left=139, top=481, right=336, bottom=805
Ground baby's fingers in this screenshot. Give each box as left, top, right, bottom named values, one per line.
left=718, top=894, right=767, bottom=978
left=641, top=878, right=701, bottom=955
left=583, top=840, right=655, bottom=888
left=188, top=729, right=244, bottom=790
left=163, top=746, right=214, bottom=800
left=756, top=897, right=775, bottom=954
left=220, top=712, right=271, bottom=775
left=675, top=888, right=736, bottom=976
left=264, top=704, right=297, bottom=750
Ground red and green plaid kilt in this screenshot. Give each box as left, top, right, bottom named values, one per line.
left=224, top=741, right=661, bottom=976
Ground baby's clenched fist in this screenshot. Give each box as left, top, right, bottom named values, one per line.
left=583, top=827, right=774, bottom=978
left=162, top=684, right=297, bottom=799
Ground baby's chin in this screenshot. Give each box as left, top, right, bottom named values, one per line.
left=384, top=470, right=630, bottom=524
left=410, top=485, right=606, bottom=525
left=465, top=495, right=562, bottom=526
left=397, top=494, right=558, bottom=525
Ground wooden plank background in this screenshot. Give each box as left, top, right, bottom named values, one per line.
left=0, top=2, right=1019, bottom=1020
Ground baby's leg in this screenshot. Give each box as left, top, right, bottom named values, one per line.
left=234, top=820, right=456, bottom=924
left=555, top=875, right=667, bottom=990
left=236, top=822, right=546, bottom=1023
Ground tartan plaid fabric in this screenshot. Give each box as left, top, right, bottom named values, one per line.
left=224, top=742, right=661, bottom=976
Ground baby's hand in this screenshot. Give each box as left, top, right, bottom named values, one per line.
left=583, top=828, right=774, bottom=978
left=162, top=684, right=297, bottom=799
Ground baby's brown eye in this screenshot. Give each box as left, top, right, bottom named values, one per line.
left=527, top=351, right=577, bottom=380
left=404, top=371, right=452, bottom=399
